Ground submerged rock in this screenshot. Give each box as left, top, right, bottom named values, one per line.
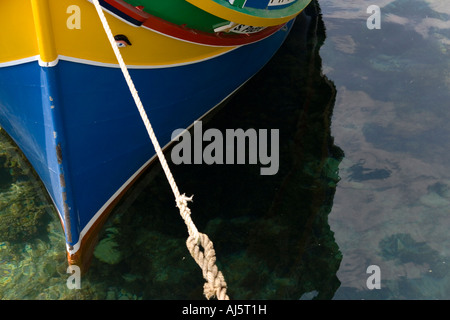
left=94, top=237, right=123, bottom=265
left=420, top=182, right=450, bottom=208
left=379, top=233, right=448, bottom=279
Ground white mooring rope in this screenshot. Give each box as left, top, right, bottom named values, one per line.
left=92, top=0, right=229, bottom=300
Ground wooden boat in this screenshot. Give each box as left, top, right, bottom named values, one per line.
left=0, top=0, right=311, bottom=271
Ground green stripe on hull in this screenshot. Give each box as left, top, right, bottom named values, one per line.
left=124, top=0, right=228, bottom=33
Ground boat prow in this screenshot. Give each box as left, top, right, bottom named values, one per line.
left=0, top=0, right=311, bottom=272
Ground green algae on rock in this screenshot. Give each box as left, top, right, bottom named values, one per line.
left=93, top=228, right=123, bottom=265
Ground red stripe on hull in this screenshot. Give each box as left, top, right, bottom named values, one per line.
left=99, top=0, right=286, bottom=46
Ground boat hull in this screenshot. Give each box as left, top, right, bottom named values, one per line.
left=0, top=0, right=298, bottom=269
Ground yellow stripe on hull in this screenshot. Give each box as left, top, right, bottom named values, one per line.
left=0, top=1, right=39, bottom=64
left=0, top=0, right=236, bottom=67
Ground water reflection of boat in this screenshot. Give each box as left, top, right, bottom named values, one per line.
left=0, top=0, right=311, bottom=270
left=232, top=1, right=344, bottom=299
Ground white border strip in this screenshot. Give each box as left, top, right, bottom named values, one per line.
left=57, top=49, right=239, bottom=69
left=0, top=49, right=240, bottom=69
left=0, top=56, right=59, bottom=68
left=0, top=55, right=40, bottom=68
left=39, top=58, right=59, bottom=67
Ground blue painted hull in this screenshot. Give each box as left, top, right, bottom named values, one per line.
left=0, top=19, right=293, bottom=264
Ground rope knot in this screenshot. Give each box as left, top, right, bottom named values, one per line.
left=176, top=194, right=199, bottom=243
left=176, top=193, right=193, bottom=211
left=186, top=233, right=230, bottom=300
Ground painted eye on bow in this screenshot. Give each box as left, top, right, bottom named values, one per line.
left=114, top=34, right=132, bottom=47
left=116, top=41, right=128, bottom=47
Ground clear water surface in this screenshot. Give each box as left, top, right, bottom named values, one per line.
left=0, top=0, right=449, bottom=299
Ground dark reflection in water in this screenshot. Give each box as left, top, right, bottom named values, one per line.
left=0, top=1, right=345, bottom=300
left=86, top=0, right=344, bottom=300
